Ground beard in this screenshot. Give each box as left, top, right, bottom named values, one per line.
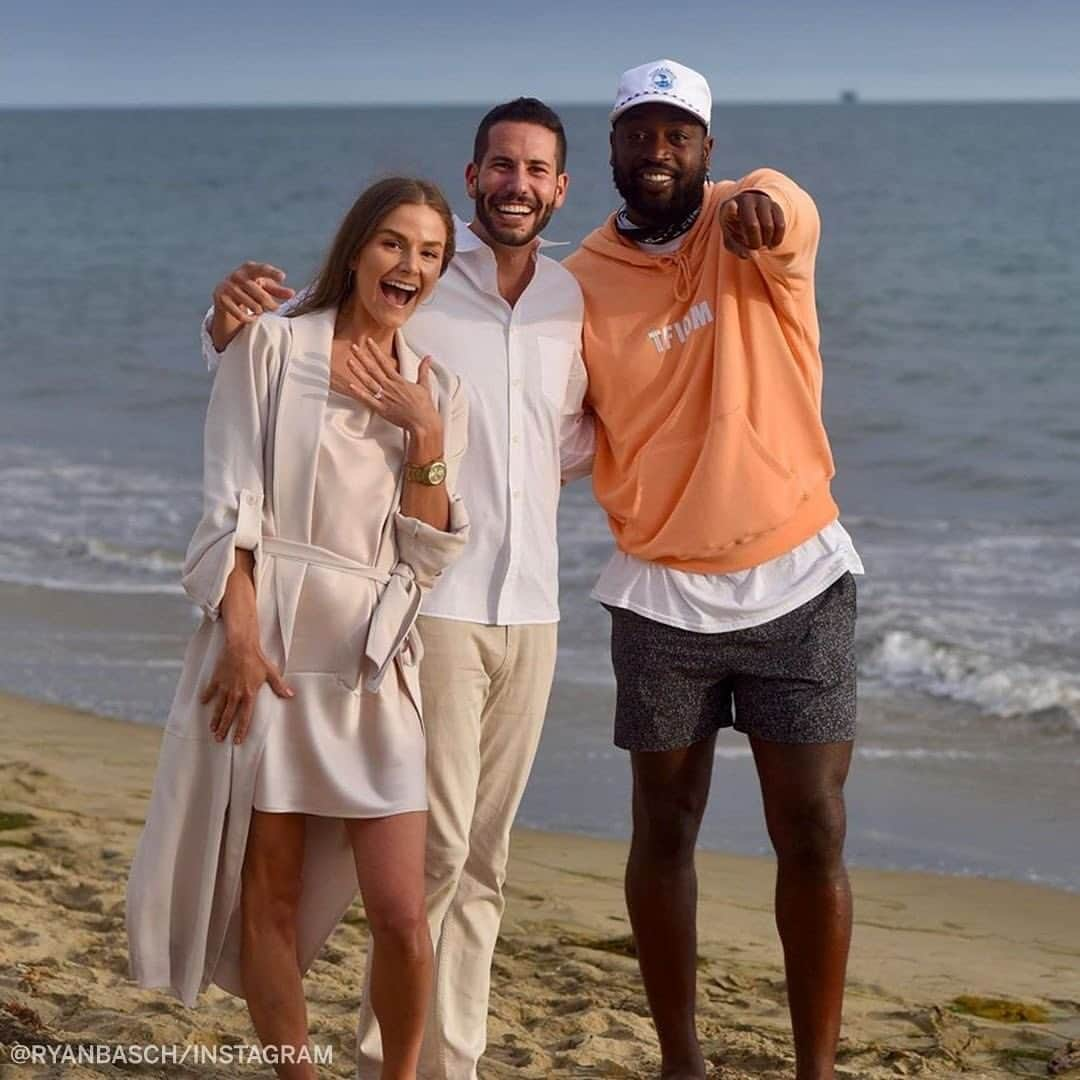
left=473, top=186, right=556, bottom=247
left=612, top=156, right=708, bottom=228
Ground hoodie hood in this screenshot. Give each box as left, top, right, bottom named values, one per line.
left=580, top=181, right=733, bottom=264
left=579, top=182, right=734, bottom=300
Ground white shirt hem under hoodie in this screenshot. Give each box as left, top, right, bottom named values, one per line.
left=588, top=231, right=864, bottom=634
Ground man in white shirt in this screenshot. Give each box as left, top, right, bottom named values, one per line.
left=203, top=99, right=593, bottom=1080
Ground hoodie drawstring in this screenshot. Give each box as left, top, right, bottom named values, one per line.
left=659, top=251, right=695, bottom=304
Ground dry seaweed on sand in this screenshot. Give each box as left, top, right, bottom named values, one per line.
left=951, top=994, right=1051, bottom=1024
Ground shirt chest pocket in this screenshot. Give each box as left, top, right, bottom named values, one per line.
left=535, top=335, right=577, bottom=413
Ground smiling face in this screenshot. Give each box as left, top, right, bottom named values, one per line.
left=349, top=202, right=448, bottom=331
left=466, top=120, right=568, bottom=248
left=610, top=103, right=713, bottom=228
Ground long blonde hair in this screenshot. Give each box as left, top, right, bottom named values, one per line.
left=290, top=177, right=455, bottom=318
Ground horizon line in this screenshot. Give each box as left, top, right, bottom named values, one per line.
left=2, top=96, right=1079, bottom=110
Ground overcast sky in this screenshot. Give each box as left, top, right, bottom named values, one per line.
left=5, top=0, right=1079, bottom=107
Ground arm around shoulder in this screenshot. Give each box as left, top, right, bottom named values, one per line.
left=559, top=339, right=595, bottom=484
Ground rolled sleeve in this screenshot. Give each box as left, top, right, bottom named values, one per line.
left=235, top=488, right=263, bottom=549
left=393, top=495, right=470, bottom=592
left=389, top=364, right=471, bottom=591
left=182, top=317, right=283, bottom=619
left=182, top=488, right=264, bottom=620
left=200, top=306, right=220, bottom=373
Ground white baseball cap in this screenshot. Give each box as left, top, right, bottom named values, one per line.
left=610, top=59, right=712, bottom=132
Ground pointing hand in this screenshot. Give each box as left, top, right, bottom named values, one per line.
left=719, top=191, right=786, bottom=259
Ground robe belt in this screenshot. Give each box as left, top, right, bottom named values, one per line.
left=261, top=536, right=423, bottom=694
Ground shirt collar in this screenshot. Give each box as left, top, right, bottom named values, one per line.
left=452, top=214, right=570, bottom=257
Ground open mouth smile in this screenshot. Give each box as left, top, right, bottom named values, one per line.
left=491, top=201, right=535, bottom=221
left=379, top=277, right=420, bottom=307
left=637, top=170, right=677, bottom=190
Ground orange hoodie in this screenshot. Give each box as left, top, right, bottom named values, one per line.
left=564, top=169, right=839, bottom=574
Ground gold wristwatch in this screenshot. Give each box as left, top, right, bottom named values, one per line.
left=404, top=459, right=447, bottom=486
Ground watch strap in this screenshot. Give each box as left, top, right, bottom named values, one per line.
left=404, top=459, right=447, bottom=486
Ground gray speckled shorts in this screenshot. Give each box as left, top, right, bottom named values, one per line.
left=605, top=573, right=857, bottom=752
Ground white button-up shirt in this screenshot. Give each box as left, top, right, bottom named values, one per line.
left=203, top=218, right=593, bottom=626
left=404, top=221, right=591, bottom=624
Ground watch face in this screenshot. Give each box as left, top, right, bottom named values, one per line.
left=427, top=461, right=447, bottom=485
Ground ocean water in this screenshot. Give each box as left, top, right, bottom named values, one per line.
left=1, top=104, right=1078, bottom=885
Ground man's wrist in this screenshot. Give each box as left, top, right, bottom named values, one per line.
left=209, top=309, right=232, bottom=354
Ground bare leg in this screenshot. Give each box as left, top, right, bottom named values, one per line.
left=752, top=739, right=853, bottom=1080
left=626, top=736, right=716, bottom=1080
left=240, top=810, right=314, bottom=1080
left=346, top=811, right=431, bottom=1080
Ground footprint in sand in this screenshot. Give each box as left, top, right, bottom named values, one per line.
left=550, top=995, right=593, bottom=1017
left=51, top=882, right=105, bottom=914
left=554, top=1040, right=643, bottom=1077
left=495, top=1042, right=534, bottom=1068
left=138, top=997, right=183, bottom=1016
left=74, top=945, right=130, bottom=975
left=318, top=944, right=347, bottom=965
left=5, top=859, right=58, bottom=882
left=30, top=829, right=71, bottom=851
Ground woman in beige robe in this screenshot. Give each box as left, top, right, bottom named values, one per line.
left=127, top=178, right=469, bottom=1080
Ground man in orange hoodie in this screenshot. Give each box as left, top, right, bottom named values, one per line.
left=564, top=60, right=864, bottom=1080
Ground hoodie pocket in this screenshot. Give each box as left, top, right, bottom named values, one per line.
left=627, top=408, right=806, bottom=559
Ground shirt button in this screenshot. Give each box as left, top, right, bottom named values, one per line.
left=511, top=378, right=522, bottom=388
left=512, top=490, right=521, bottom=499
left=511, top=436, right=520, bottom=446
left=244, top=493, right=258, bottom=505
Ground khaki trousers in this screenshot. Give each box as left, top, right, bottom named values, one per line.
left=357, top=616, right=558, bottom=1080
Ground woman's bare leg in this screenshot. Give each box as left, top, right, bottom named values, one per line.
left=345, top=811, right=431, bottom=1080
left=240, top=810, right=314, bottom=1079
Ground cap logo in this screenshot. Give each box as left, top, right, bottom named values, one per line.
left=649, top=66, right=676, bottom=91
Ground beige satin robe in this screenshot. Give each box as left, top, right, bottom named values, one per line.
left=126, top=308, right=469, bottom=1007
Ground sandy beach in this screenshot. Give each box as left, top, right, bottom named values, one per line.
left=1, top=690, right=1078, bottom=1079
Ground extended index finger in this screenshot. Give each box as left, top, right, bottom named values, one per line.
left=719, top=197, right=740, bottom=224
